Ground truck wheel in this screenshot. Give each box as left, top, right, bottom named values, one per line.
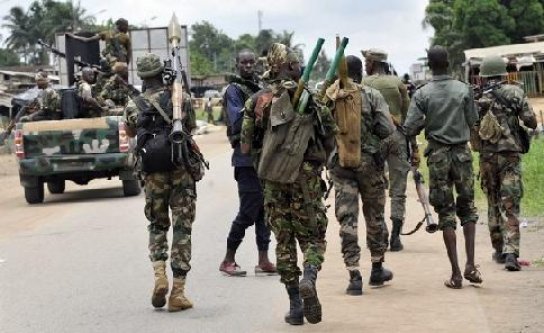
left=123, top=180, right=141, bottom=197
left=47, top=180, right=66, bottom=194
left=25, top=184, right=44, bottom=204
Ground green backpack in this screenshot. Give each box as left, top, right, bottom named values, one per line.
left=257, top=90, right=315, bottom=183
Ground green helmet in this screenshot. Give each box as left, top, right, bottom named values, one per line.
left=136, top=53, right=163, bottom=79
left=480, top=55, right=507, bottom=78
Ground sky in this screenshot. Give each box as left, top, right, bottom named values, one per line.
left=0, top=0, right=434, bottom=75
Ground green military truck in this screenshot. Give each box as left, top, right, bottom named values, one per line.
left=14, top=116, right=140, bottom=204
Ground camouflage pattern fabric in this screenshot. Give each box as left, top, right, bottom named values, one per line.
left=145, top=169, right=196, bottom=277
left=427, top=143, right=478, bottom=230
left=331, top=153, right=388, bottom=267
left=480, top=152, right=523, bottom=256
left=265, top=43, right=299, bottom=75
left=99, top=75, right=130, bottom=107
left=41, top=86, right=60, bottom=115
left=241, top=78, right=336, bottom=286
left=264, top=163, right=327, bottom=285
left=93, top=72, right=113, bottom=97
left=381, top=130, right=410, bottom=221
left=78, top=81, right=103, bottom=118
left=136, top=53, right=163, bottom=79
left=99, top=30, right=131, bottom=65
left=479, top=84, right=537, bottom=153
left=327, top=84, right=393, bottom=268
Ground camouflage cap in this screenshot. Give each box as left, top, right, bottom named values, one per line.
left=136, top=53, right=163, bottom=79
left=266, top=43, right=299, bottom=73
left=362, top=48, right=388, bottom=62
left=34, top=71, right=49, bottom=82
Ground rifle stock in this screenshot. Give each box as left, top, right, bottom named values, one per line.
left=402, top=167, right=438, bottom=235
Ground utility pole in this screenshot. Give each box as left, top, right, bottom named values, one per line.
left=258, top=10, right=263, bottom=33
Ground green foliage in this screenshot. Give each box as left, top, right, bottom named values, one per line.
left=188, top=21, right=311, bottom=75
left=2, top=0, right=97, bottom=65
left=0, top=48, right=20, bottom=66
left=423, top=0, right=544, bottom=72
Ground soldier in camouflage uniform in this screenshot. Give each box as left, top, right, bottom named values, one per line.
left=362, top=49, right=416, bottom=252
left=21, top=72, right=61, bottom=122
left=329, top=55, right=395, bottom=296
left=78, top=67, right=105, bottom=118
left=476, top=55, right=537, bottom=271
left=99, top=62, right=130, bottom=107
left=69, top=18, right=131, bottom=66
left=124, top=53, right=197, bottom=312
left=404, top=46, right=481, bottom=289
left=241, top=43, right=337, bottom=325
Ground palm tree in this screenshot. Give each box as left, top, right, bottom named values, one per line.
left=2, top=6, right=32, bottom=63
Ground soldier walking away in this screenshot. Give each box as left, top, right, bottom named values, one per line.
left=362, top=49, right=417, bottom=252
left=68, top=18, right=131, bottom=66
left=404, top=46, right=482, bottom=289
left=20, top=72, right=61, bottom=122
left=328, top=55, right=395, bottom=296
left=241, top=43, right=337, bottom=325
left=124, top=53, right=197, bottom=311
left=476, top=55, right=537, bottom=271
left=219, top=49, right=276, bottom=277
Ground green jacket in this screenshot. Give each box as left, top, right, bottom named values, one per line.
left=404, top=75, right=478, bottom=145
left=362, top=74, right=409, bottom=125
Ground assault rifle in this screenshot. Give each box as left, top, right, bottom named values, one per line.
left=167, top=14, right=208, bottom=172
left=38, top=39, right=101, bottom=71
left=0, top=98, right=40, bottom=144
left=401, top=166, right=438, bottom=235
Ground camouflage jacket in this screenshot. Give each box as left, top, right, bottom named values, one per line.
left=479, top=84, right=537, bottom=153
left=99, top=30, right=131, bottom=64
left=124, top=85, right=195, bottom=133
left=99, top=75, right=130, bottom=106
left=240, top=79, right=337, bottom=167
left=40, top=86, right=60, bottom=114
left=404, top=75, right=478, bottom=145
left=362, top=74, right=409, bottom=125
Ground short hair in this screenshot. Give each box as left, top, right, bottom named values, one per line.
left=427, top=45, right=449, bottom=69
left=346, top=55, right=362, bottom=79
left=236, top=49, right=255, bottom=62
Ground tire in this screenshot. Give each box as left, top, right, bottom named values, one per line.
left=122, top=179, right=141, bottom=197
left=47, top=180, right=65, bottom=194
left=24, top=184, right=44, bottom=204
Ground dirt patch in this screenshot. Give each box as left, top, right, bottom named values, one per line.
left=0, top=153, right=18, bottom=177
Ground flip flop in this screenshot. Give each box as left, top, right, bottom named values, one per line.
left=444, top=277, right=463, bottom=289
left=464, top=266, right=483, bottom=284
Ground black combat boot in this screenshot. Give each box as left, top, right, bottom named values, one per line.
left=369, top=262, right=394, bottom=286
left=504, top=253, right=521, bottom=271
left=389, top=219, right=404, bottom=252
left=492, top=251, right=506, bottom=264
left=346, top=270, right=363, bottom=296
left=284, top=284, right=303, bottom=325
left=299, top=264, right=322, bottom=324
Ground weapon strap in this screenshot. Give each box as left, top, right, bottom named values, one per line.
left=148, top=99, right=172, bottom=124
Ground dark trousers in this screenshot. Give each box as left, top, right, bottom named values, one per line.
left=227, top=167, right=271, bottom=252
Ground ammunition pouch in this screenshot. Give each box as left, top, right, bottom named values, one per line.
left=139, top=132, right=176, bottom=173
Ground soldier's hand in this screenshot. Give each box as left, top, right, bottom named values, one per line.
left=410, top=150, right=421, bottom=168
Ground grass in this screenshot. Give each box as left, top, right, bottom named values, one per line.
left=194, top=106, right=223, bottom=122
left=416, top=133, right=544, bottom=218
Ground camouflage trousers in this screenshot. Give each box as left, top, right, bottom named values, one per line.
left=331, top=153, right=387, bottom=269
left=144, top=168, right=196, bottom=278
left=426, top=142, right=478, bottom=230
left=382, top=129, right=410, bottom=222
left=480, top=152, right=523, bottom=256
left=264, top=163, right=328, bottom=286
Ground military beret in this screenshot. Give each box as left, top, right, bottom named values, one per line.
left=362, top=48, right=388, bottom=62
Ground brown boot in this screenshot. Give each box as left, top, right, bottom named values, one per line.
left=151, top=261, right=169, bottom=308
left=168, top=277, right=193, bottom=312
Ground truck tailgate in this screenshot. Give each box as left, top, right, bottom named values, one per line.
left=21, top=116, right=121, bottom=157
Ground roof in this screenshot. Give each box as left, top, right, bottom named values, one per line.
left=0, top=70, right=60, bottom=82
left=464, top=42, right=544, bottom=62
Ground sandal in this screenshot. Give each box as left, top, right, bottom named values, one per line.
left=464, top=266, right=483, bottom=284
left=444, top=277, right=463, bottom=289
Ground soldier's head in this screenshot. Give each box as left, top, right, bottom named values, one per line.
left=113, top=61, right=129, bottom=80
left=235, top=49, right=256, bottom=80
left=345, top=55, right=363, bottom=84
left=427, top=45, right=449, bottom=73
left=266, top=43, right=301, bottom=81
left=479, top=55, right=507, bottom=81
left=116, top=18, right=129, bottom=33
left=81, top=67, right=95, bottom=83
left=362, top=48, right=388, bottom=75
left=136, top=53, right=163, bottom=83
left=34, top=71, right=49, bottom=89
left=403, top=73, right=410, bottom=82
